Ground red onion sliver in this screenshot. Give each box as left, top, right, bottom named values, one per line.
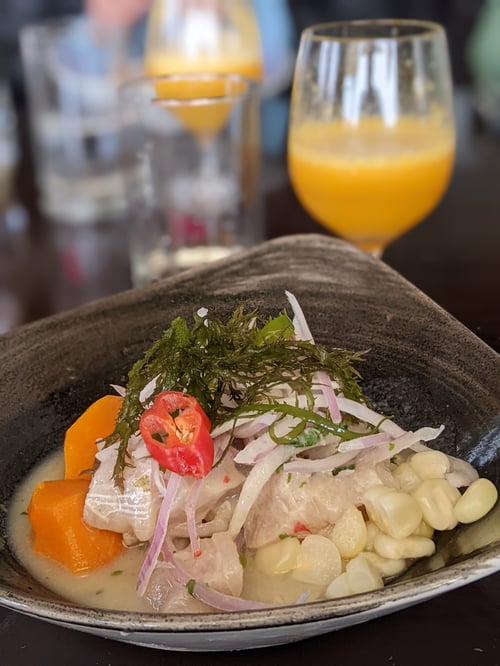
left=186, top=479, right=203, bottom=557
left=336, top=397, right=406, bottom=438
left=285, top=291, right=341, bottom=424
left=234, top=432, right=277, bottom=465
left=357, top=426, right=445, bottom=468
left=229, top=444, right=298, bottom=538
left=338, top=431, right=391, bottom=452
left=136, top=472, right=182, bottom=596
left=283, top=449, right=358, bottom=474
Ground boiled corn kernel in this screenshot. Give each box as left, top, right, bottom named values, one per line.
left=374, top=533, right=436, bottom=559
left=325, top=572, right=351, bottom=599
left=365, top=521, right=380, bottom=551
left=291, top=535, right=342, bottom=585
left=360, top=551, right=408, bottom=579
left=254, top=537, right=301, bottom=575
left=454, top=478, right=498, bottom=524
left=410, top=450, right=450, bottom=480
left=363, top=486, right=422, bottom=539
left=392, top=461, right=422, bottom=493
left=345, top=554, right=384, bottom=593
left=412, top=520, right=434, bottom=538
left=329, top=505, right=367, bottom=559
left=412, top=479, right=461, bottom=531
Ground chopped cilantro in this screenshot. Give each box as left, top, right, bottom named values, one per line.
left=186, top=579, right=196, bottom=596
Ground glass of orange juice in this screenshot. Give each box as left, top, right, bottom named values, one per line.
left=288, top=20, right=455, bottom=257
left=144, top=0, right=263, bottom=82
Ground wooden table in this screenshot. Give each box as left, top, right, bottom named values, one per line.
left=1, top=88, right=499, bottom=665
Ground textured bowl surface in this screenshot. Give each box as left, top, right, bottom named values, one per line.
left=1, top=234, right=499, bottom=651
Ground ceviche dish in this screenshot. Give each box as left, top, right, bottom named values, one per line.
left=8, top=292, right=498, bottom=613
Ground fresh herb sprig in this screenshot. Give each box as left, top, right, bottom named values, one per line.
left=106, top=304, right=366, bottom=487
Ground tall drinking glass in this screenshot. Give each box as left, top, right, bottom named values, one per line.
left=121, top=73, right=262, bottom=286
left=288, top=20, right=455, bottom=257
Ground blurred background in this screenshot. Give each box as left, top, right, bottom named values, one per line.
left=0, top=0, right=499, bottom=344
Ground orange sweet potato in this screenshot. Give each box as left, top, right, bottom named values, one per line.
left=64, top=395, right=123, bottom=480
left=28, top=478, right=122, bottom=573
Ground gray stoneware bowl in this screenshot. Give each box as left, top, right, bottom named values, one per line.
left=1, top=234, right=499, bottom=652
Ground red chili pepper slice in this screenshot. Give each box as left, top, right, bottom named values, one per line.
left=139, top=391, right=214, bottom=478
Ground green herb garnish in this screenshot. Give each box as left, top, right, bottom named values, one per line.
left=106, top=304, right=366, bottom=487
left=186, top=579, right=196, bottom=596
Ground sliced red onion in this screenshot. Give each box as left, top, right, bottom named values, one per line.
left=336, top=397, right=406, bottom=439
left=233, top=412, right=280, bottom=439
left=212, top=431, right=231, bottom=459
left=338, top=431, right=391, bottom=452
left=211, top=410, right=281, bottom=441
left=161, top=542, right=268, bottom=611
left=316, top=370, right=342, bottom=424
left=285, top=291, right=341, bottom=424
left=229, top=444, right=297, bottom=538
left=357, top=426, right=445, bottom=468
left=234, top=431, right=277, bottom=465
left=283, top=449, right=359, bottom=474
left=186, top=479, right=203, bottom=557
left=137, top=472, right=182, bottom=596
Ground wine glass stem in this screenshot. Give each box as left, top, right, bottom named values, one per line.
left=197, top=136, right=219, bottom=178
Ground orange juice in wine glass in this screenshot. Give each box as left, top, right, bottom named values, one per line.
left=152, top=75, right=248, bottom=136
left=144, top=0, right=263, bottom=81
left=288, top=20, right=455, bottom=257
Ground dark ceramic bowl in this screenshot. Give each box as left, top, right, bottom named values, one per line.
left=1, top=235, right=499, bottom=651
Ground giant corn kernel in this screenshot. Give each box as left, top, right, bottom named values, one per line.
left=363, top=486, right=422, bottom=539
left=345, top=554, right=383, bottom=593
left=410, top=450, right=450, bottom=480
left=412, top=479, right=461, bottom=531
left=360, top=551, right=408, bottom=579
left=329, top=505, right=367, bottom=558
left=392, top=461, right=422, bottom=493
left=254, top=537, right=301, bottom=575
left=325, top=572, right=351, bottom=599
left=374, top=533, right=436, bottom=560
left=365, top=521, right=380, bottom=551
left=454, top=478, right=498, bottom=524
left=412, top=520, right=434, bottom=538
left=291, top=535, right=342, bottom=585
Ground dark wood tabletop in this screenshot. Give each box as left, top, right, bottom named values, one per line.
left=1, top=87, right=499, bottom=665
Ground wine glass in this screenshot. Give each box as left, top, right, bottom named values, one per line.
left=144, top=0, right=263, bottom=81
left=288, top=20, right=455, bottom=257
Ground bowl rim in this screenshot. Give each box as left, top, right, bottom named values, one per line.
left=1, top=234, right=499, bottom=635
left=1, top=545, right=500, bottom=632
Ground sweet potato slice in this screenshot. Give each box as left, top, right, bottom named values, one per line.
left=64, top=395, right=122, bottom=479
left=28, top=478, right=122, bottom=573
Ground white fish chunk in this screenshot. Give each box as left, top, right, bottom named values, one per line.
left=84, top=437, right=165, bottom=543
left=244, top=467, right=382, bottom=549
